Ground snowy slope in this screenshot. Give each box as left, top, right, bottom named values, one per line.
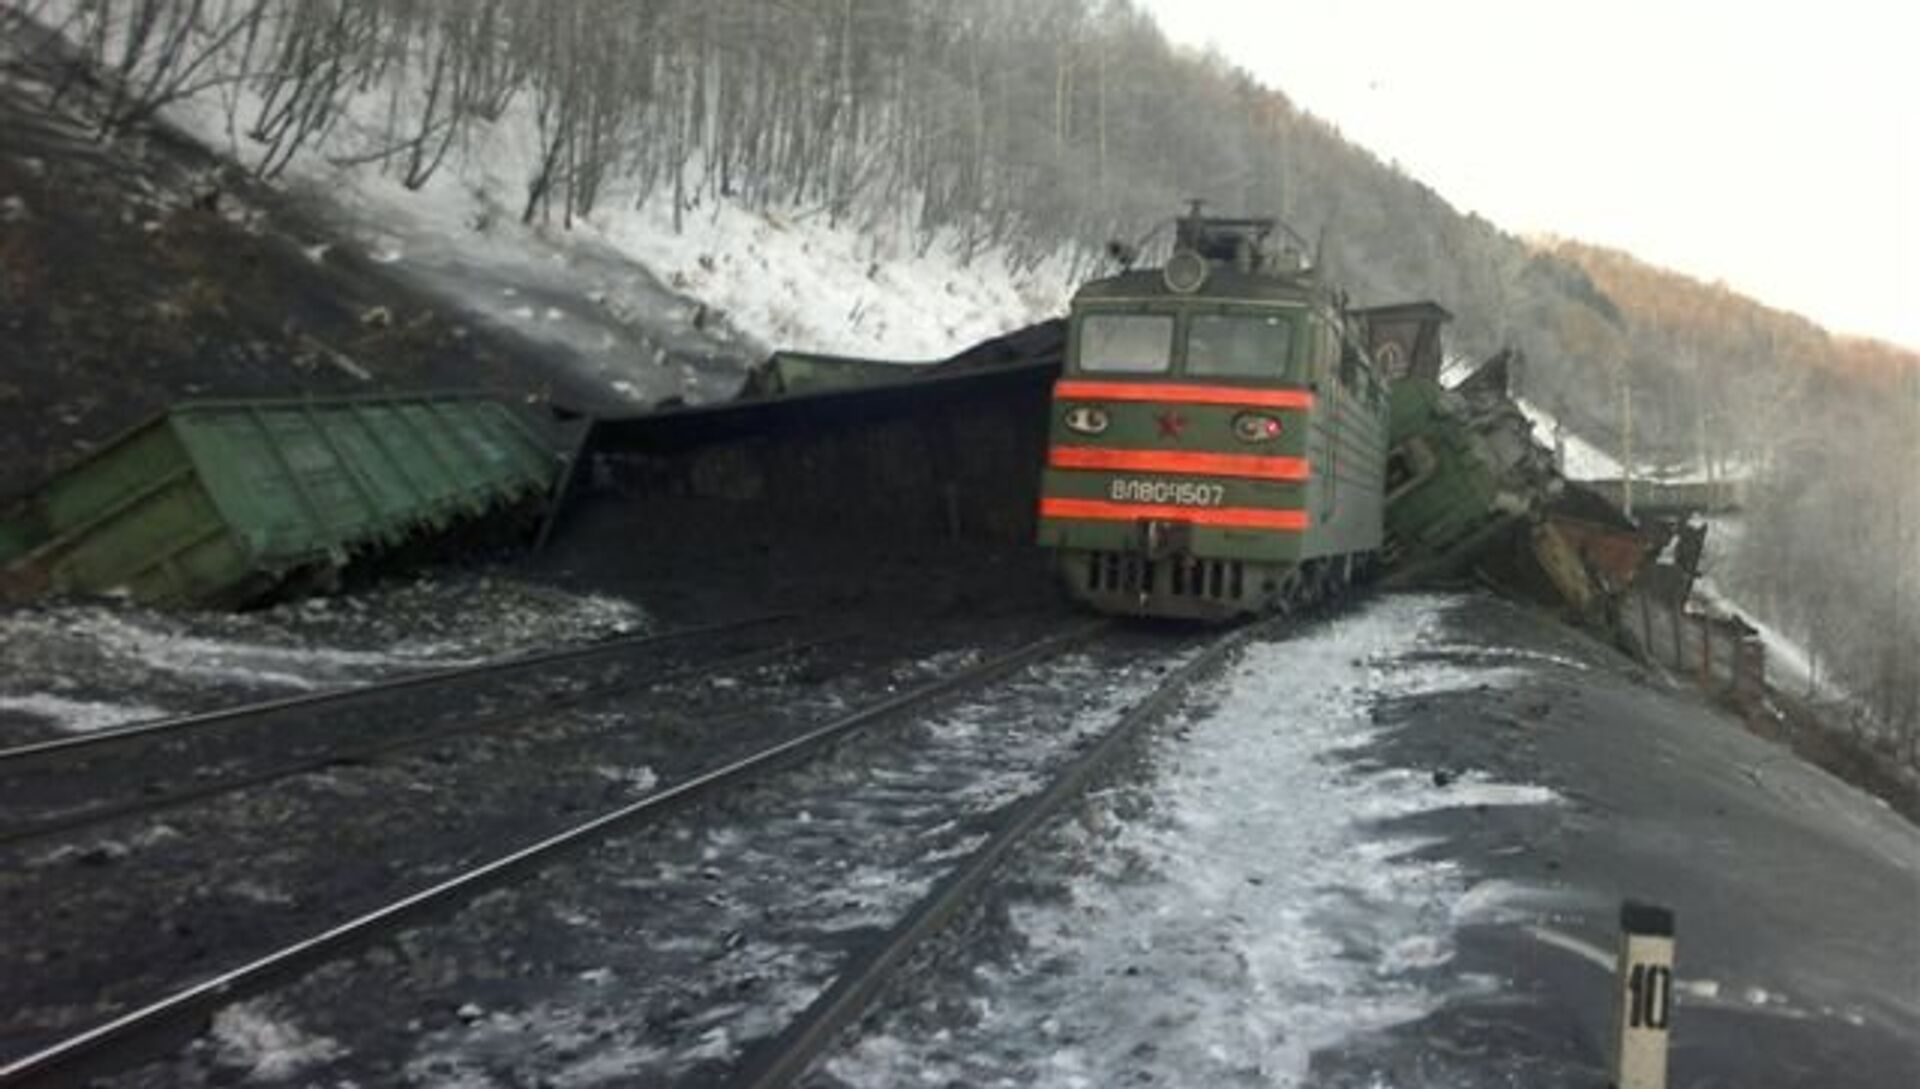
left=0, top=578, right=646, bottom=738
left=157, top=83, right=1074, bottom=408
left=8, top=0, right=1087, bottom=410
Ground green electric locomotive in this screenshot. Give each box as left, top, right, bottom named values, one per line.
left=1036, top=208, right=1391, bottom=619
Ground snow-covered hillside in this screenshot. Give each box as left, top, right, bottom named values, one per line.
left=0, top=3, right=1084, bottom=410
left=159, top=82, right=1075, bottom=408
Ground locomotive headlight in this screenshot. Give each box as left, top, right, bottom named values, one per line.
left=1233, top=412, right=1283, bottom=443
left=1064, top=405, right=1110, bottom=435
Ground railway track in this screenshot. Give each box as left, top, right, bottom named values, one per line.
left=0, top=614, right=1267, bottom=1088
left=0, top=617, right=1112, bottom=1086
left=0, top=614, right=829, bottom=847
left=0, top=612, right=795, bottom=763
left=733, top=614, right=1269, bottom=1089
left=1, top=614, right=1064, bottom=1059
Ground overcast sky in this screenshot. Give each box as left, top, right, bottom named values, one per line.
left=1138, top=0, right=1919, bottom=351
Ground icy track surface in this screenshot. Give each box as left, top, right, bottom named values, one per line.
left=827, top=594, right=1558, bottom=1088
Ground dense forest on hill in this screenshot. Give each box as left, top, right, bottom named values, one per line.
left=4, top=0, right=1915, bottom=754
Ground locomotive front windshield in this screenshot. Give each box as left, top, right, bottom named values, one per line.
left=1187, top=313, right=1294, bottom=379
left=1078, top=313, right=1174, bottom=372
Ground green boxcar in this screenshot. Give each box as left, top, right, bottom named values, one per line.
left=0, top=394, right=560, bottom=607
left=1036, top=211, right=1391, bottom=619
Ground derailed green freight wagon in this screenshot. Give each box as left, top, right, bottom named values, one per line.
left=1381, top=355, right=1561, bottom=583
left=1379, top=348, right=1659, bottom=618
left=0, top=394, right=560, bottom=607
left=1383, top=377, right=1513, bottom=564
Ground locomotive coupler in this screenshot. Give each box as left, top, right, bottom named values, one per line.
left=1138, top=519, right=1192, bottom=562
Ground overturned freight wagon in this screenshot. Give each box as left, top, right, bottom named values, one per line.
left=0, top=394, right=562, bottom=607
left=1378, top=348, right=1656, bottom=617
left=1380, top=352, right=1561, bottom=579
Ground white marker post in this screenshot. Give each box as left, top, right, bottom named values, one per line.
left=1612, top=900, right=1676, bottom=1089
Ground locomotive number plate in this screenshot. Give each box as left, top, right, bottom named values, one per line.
left=1108, top=479, right=1227, bottom=507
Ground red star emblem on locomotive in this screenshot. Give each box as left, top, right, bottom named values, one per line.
left=1155, top=409, right=1187, bottom=439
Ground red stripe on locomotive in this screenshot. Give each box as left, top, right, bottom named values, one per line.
left=1048, top=446, right=1309, bottom=481
left=1038, top=497, right=1310, bottom=531
left=1053, top=380, right=1316, bottom=409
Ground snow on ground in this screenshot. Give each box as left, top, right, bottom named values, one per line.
left=0, top=692, right=169, bottom=735
left=209, top=1000, right=344, bottom=1081
left=150, top=60, right=1072, bottom=408
left=403, top=1000, right=671, bottom=1089
left=0, top=577, right=648, bottom=736
left=827, top=594, right=1561, bottom=1088
left=591, top=199, right=1073, bottom=361
left=388, top=641, right=1199, bottom=1086
left=10, top=607, right=468, bottom=691
left=12, top=3, right=1078, bottom=406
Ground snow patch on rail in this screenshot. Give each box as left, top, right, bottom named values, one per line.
left=62, top=610, right=471, bottom=690
left=0, top=579, right=649, bottom=742
left=827, top=594, right=1561, bottom=1088
left=0, top=692, right=171, bottom=734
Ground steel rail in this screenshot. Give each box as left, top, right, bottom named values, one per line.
left=0, top=635, right=848, bottom=848
left=0, top=619, right=1108, bottom=1088
left=731, top=615, right=1278, bottom=1089
left=0, top=613, right=794, bottom=766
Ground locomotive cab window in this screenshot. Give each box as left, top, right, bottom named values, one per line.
left=1077, top=313, right=1174, bottom=373
left=1186, top=314, right=1293, bottom=379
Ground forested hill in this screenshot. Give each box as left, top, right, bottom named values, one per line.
left=12, top=1, right=1905, bottom=423
left=5, top=0, right=1916, bottom=745
left=0, top=0, right=1657, bottom=365
left=1555, top=241, right=1917, bottom=381
left=1527, top=236, right=1919, bottom=499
